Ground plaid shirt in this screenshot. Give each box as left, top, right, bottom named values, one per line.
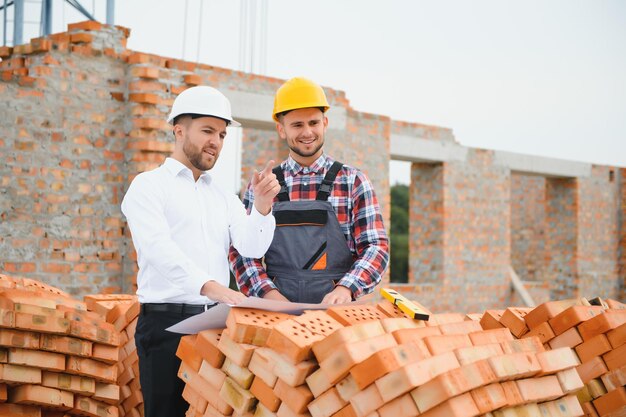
left=229, top=154, right=389, bottom=299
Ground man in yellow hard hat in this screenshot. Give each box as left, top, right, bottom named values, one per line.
left=122, top=86, right=280, bottom=417
left=229, top=77, right=389, bottom=304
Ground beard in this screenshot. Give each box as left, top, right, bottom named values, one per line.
left=183, top=135, right=218, bottom=171
left=288, top=135, right=324, bottom=158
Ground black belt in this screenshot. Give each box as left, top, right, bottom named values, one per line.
left=140, top=302, right=216, bottom=315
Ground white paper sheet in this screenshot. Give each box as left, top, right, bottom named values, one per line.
left=166, top=297, right=367, bottom=334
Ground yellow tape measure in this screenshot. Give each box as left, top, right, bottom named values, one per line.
left=381, top=288, right=430, bottom=321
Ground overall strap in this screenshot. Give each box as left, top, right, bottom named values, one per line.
left=272, top=165, right=290, bottom=202
left=316, top=161, right=343, bottom=201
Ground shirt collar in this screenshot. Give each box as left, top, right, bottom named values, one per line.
left=163, top=157, right=212, bottom=184
left=285, top=154, right=330, bottom=175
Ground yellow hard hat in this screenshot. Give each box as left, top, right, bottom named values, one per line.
left=272, top=77, right=330, bottom=122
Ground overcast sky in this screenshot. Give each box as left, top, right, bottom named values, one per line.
left=9, top=0, right=626, bottom=185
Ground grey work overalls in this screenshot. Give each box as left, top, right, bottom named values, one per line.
left=265, top=161, right=354, bottom=303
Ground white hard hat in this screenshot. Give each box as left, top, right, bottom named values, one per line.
left=167, top=86, right=241, bottom=127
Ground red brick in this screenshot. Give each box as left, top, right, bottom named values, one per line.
left=14, top=311, right=70, bottom=334
left=8, top=347, right=65, bottom=371
left=307, top=387, right=346, bottom=417
left=578, top=310, right=626, bottom=341
left=549, top=326, right=583, bottom=349
left=219, top=376, right=257, bottom=415
left=548, top=305, right=604, bottom=336
left=521, top=321, right=555, bottom=344
left=556, top=367, right=585, bottom=394
left=217, top=329, right=256, bottom=367
left=391, top=324, right=441, bottom=345
left=581, top=401, right=600, bottom=417
left=194, top=329, right=225, bottom=369
left=378, top=393, right=419, bottom=417
left=326, top=305, right=388, bottom=326
left=68, top=20, right=103, bottom=31
left=524, top=300, right=576, bottom=330
left=197, top=359, right=226, bottom=391
left=130, top=66, right=160, bottom=79
left=470, top=382, right=507, bottom=414
left=576, top=356, right=609, bottom=384
left=222, top=357, right=254, bottom=389
left=228, top=308, right=292, bottom=346
left=607, top=322, right=626, bottom=349
left=251, top=376, right=281, bottom=412
left=312, top=321, right=384, bottom=362
left=8, top=384, right=73, bottom=410
left=264, top=348, right=317, bottom=388
left=499, top=307, right=531, bottom=338
left=306, top=368, right=332, bottom=399
left=601, top=365, right=626, bottom=391
left=536, top=347, right=580, bottom=375
left=40, top=334, right=92, bottom=357
left=181, top=384, right=208, bottom=415
left=0, top=363, right=41, bottom=384
left=515, top=375, right=563, bottom=403
left=417, top=392, right=479, bottom=417
left=0, top=404, right=41, bottom=417
left=411, top=359, right=497, bottom=412
left=349, top=383, right=384, bottom=417
left=479, top=310, right=504, bottom=330
left=91, top=343, right=119, bottom=364
left=380, top=317, right=420, bottom=333
left=0, top=328, right=40, bottom=349
left=538, top=395, right=584, bottom=417
left=73, top=395, right=120, bottom=417
left=175, top=334, right=202, bottom=371
left=575, top=333, right=613, bottom=363
left=438, top=320, right=482, bottom=335
left=593, top=386, right=626, bottom=416
left=501, top=380, right=524, bottom=407
left=375, top=350, right=460, bottom=402
left=274, top=379, right=312, bottom=414
left=266, top=318, right=324, bottom=364
left=65, top=356, right=117, bottom=384
left=335, top=374, right=359, bottom=402
left=349, top=342, right=427, bottom=389
left=319, top=333, right=397, bottom=384
left=423, top=334, right=472, bottom=355
left=468, top=328, right=514, bottom=346
left=487, top=352, right=541, bottom=381
left=602, top=342, right=626, bottom=371
left=454, top=343, right=503, bottom=366
left=41, top=371, right=95, bottom=396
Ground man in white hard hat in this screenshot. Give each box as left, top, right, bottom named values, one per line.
left=121, top=86, right=280, bottom=417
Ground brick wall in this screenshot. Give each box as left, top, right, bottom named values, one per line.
left=0, top=22, right=391, bottom=297
left=0, top=21, right=624, bottom=309
left=510, top=174, right=546, bottom=283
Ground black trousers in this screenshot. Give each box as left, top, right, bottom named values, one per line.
left=135, top=308, right=199, bottom=417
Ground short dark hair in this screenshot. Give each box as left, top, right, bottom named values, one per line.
left=173, top=113, right=230, bottom=127
left=277, top=107, right=326, bottom=122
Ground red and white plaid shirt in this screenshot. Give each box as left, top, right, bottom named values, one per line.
left=229, top=154, right=389, bottom=299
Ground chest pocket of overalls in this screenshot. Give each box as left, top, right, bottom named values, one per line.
left=264, top=162, right=354, bottom=304
left=270, top=203, right=330, bottom=271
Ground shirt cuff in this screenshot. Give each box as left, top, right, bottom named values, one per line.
left=250, top=279, right=279, bottom=298
left=249, top=204, right=276, bottom=227
left=338, top=274, right=363, bottom=299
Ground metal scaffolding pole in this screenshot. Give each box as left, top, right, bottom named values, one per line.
left=106, top=0, right=114, bottom=25
left=42, top=0, right=52, bottom=36
left=13, top=0, right=23, bottom=45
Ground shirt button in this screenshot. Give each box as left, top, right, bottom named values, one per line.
left=304, top=182, right=309, bottom=186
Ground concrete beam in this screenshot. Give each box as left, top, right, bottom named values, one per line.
left=224, top=90, right=347, bottom=131
left=390, top=134, right=468, bottom=163
left=493, top=150, right=591, bottom=178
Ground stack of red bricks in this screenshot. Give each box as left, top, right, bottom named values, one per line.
left=83, top=294, right=143, bottom=416
left=482, top=299, right=626, bottom=416
left=0, top=273, right=121, bottom=416
left=176, top=301, right=587, bottom=417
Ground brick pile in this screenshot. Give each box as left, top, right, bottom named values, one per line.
left=83, top=294, right=143, bottom=416
left=484, top=298, right=626, bottom=416
left=0, top=273, right=121, bottom=416
left=175, top=302, right=588, bottom=417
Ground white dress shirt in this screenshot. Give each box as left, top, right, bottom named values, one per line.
left=121, top=158, right=275, bottom=304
